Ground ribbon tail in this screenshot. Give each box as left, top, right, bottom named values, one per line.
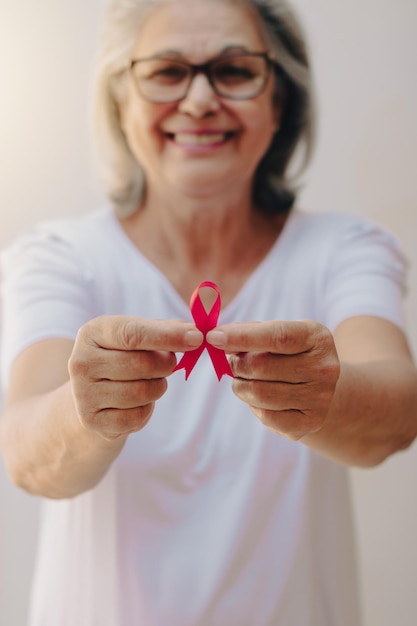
left=207, top=345, right=234, bottom=381
left=173, top=345, right=205, bottom=380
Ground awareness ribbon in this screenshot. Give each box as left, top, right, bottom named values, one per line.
left=174, top=281, right=234, bottom=381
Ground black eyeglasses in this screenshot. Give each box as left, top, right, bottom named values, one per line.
left=128, top=52, right=277, bottom=103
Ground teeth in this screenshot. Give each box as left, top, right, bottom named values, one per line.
left=173, top=133, right=226, bottom=145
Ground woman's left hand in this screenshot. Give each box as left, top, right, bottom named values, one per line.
left=207, top=321, right=340, bottom=440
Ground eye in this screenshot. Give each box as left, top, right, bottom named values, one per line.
left=142, top=61, right=189, bottom=85
left=213, top=60, right=257, bottom=85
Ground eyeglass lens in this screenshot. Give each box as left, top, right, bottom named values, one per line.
left=131, top=54, right=269, bottom=102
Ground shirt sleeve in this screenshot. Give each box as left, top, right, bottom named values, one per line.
left=322, top=217, right=408, bottom=331
left=0, top=226, right=95, bottom=387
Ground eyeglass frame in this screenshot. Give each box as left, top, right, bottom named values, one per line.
left=127, top=51, right=283, bottom=103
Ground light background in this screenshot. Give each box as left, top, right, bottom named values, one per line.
left=0, top=0, right=416, bottom=624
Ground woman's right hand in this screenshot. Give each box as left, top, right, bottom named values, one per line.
left=68, top=316, right=203, bottom=440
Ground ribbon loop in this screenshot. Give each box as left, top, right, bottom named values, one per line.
left=174, top=281, right=234, bottom=381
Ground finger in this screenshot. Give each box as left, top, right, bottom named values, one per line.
left=86, top=378, right=168, bottom=410
left=71, top=348, right=177, bottom=382
left=91, top=404, right=155, bottom=439
left=80, top=317, right=203, bottom=352
left=101, top=350, right=177, bottom=381
left=232, top=380, right=325, bottom=441
left=250, top=406, right=318, bottom=441
left=229, top=352, right=311, bottom=383
left=207, top=321, right=322, bottom=355
left=232, top=377, right=335, bottom=438
left=232, top=378, right=312, bottom=411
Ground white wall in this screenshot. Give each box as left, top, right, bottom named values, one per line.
left=1, top=1, right=416, bottom=624
left=0, top=2, right=105, bottom=624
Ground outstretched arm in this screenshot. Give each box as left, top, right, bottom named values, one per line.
left=0, top=317, right=203, bottom=498
left=207, top=316, right=417, bottom=467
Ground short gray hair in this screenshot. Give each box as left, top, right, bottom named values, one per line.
left=92, top=0, right=316, bottom=217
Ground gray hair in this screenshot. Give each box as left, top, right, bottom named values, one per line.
left=92, top=0, right=316, bottom=217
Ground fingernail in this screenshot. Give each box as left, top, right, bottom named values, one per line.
left=185, top=330, right=203, bottom=346
left=206, top=330, right=225, bottom=347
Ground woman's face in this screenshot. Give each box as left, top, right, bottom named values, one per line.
left=119, top=0, right=280, bottom=200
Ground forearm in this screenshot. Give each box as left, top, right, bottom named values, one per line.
left=0, top=318, right=199, bottom=498
left=302, top=359, right=417, bottom=467
left=0, top=382, right=126, bottom=499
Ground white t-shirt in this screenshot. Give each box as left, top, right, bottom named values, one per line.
left=0, top=207, right=408, bottom=626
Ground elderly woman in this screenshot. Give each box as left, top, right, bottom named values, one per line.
left=1, top=0, right=416, bottom=624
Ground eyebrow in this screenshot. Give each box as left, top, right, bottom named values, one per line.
left=145, top=45, right=253, bottom=60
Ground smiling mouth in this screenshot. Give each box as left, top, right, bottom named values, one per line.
left=165, top=131, right=235, bottom=145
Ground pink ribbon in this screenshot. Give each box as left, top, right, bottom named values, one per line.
left=174, top=281, right=234, bottom=381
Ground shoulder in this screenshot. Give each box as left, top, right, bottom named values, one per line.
left=286, top=209, right=406, bottom=263
left=288, top=210, right=408, bottom=330
left=4, top=206, right=113, bottom=247
left=18, top=206, right=114, bottom=247
left=1, top=207, right=116, bottom=277
left=288, top=208, right=392, bottom=238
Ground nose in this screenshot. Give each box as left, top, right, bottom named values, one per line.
left=177, top=73, right=220, bottom=117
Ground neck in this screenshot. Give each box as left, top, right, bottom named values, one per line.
left=118, top=183, right=286, bottom=304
